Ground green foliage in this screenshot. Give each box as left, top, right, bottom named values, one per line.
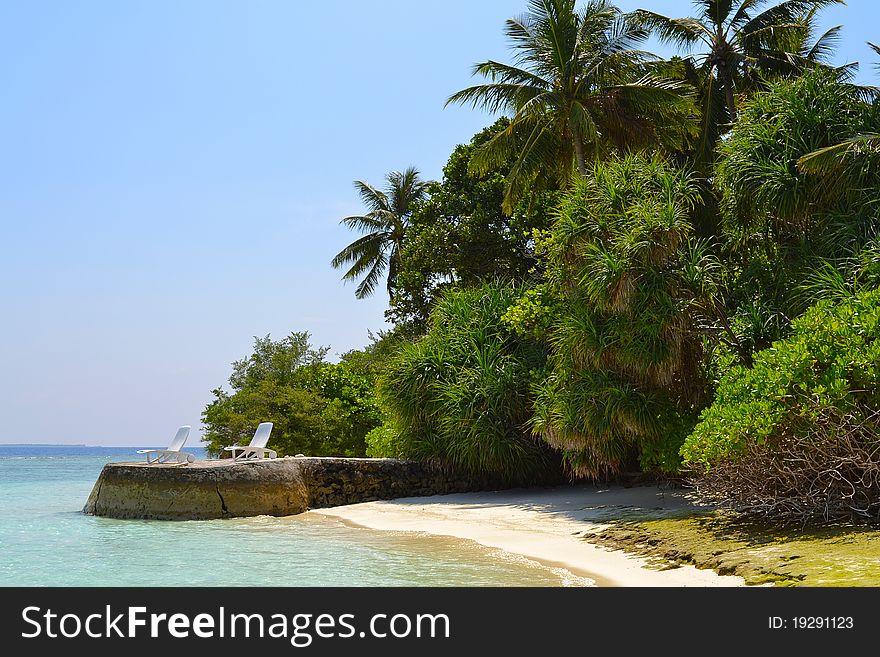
left=202, top=332, right=381, bottom=458
left=634, top=0, right=844, bottom=163
left=323, top=3, right=880, bottom=507
left=380, top=282, right=559, bottom=484
left=501, top=276, right=558, bottom=342
left=714, top=70, right=880, bottom=356
left=531, top=153, right=720, bottom=478
left=331, top=167, right=429, bottom=300
left=447, top=0, right=694, bottom=211
left=388, top=119, right=557, bottom=331
left=717, top=70, right=875, bottom=236
left=682, top=289, right=880, bottom=470
left=364, top=424, right=401, bottom=459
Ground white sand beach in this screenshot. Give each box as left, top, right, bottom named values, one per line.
left=311, top=484, right=746, bottom=587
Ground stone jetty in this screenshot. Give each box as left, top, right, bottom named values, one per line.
left=83, top=457, right=509, bottom=520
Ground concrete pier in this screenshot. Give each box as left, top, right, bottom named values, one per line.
left=83, top=457, right=508, bottom=520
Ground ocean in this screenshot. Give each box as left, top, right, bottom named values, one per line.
left=0, top=445, right=587, bottom=587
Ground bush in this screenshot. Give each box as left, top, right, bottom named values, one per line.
left=682, top=290, right=880, bottom=523
left=716, top=70, right=874, bottom=236
left=380, top=282, right=560, bottom=485
left=364, top=424, right=401, bottom=458
left=202, top=333, right=381, bottom=457
left=688, top=405, right=880, bottom=524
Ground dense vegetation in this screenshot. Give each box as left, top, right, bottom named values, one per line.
left=522, top=154, right=716, bottom=477
left=208, top=0, right=880, bottom=524
left=202, top=333, right=381, bottom=458
left=374, top=282, right=559, bottom=485
left=682, top=291, right=880, bottom=523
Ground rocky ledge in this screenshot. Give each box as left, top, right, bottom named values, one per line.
left=83, top=457, right=508, bottom=520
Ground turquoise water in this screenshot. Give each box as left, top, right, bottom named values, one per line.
left=0, top=445, right=588, bottom=587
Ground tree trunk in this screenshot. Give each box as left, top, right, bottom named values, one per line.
left=724, top=82, right=737, bottom=125
left=573, top=137, right=588, bottom=178
left=717, top=61, right=737, bottom=124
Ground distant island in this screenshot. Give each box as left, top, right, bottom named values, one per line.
left=1, top=443, right=89, bottom=448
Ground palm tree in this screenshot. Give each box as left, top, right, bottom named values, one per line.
left=331, top=167, right=428, bottom=300
left=634, top=0, right=843, bottom=159
left=446, top=0, right=691, bottom=212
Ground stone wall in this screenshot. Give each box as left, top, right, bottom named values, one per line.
left=83, top=457, right=510, bottom=520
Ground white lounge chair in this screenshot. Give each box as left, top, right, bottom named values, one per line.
left=137, top=426, right=194, bottom=464
left=224, top=422, right=276, bottom=460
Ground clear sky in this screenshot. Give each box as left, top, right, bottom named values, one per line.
left=1, top=1, right=877, bottom=446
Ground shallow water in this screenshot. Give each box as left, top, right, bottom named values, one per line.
left=0, top=445, right=590, bottom=587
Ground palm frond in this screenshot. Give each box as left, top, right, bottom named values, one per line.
left=500, top=116, right=566, bottom=212
left=339, top=213, right=389, bottom=233
left=331, top=231, right=387, bottom=270
left=352, top=180, right=389, bottom=214
left=741, top=1, right=843, bottom=42
left=568, top=98, right=599, bottom=145
left=630, top=10, right=710, bottom=49
left=797, top=134, right=880, bottom=175
left=703, top=0, right=736, bottom=30
left=354, top=255, right=389, bottom=300
left=870, top=42, right=880, bottom=74
left=729, top=0, right=768, bottom=30
left=596, top=10, right=650, bottom=58
left=474, top=59, right=550, bottom=89
left=446, top=80, right=545, bottom=114
left=504, top=15, right=536, bottom=49
left=806, top=24, right=841, bottom=63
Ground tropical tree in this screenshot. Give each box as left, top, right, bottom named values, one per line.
left=634, top=0, right=843, bottom=161
left=388, top=119, right=558, bottom=331
left=521, top=154, right=721, bottom=477
left=714, top=70, right=880, bottom=358
left=447, top=0, right=692, bottom=212
left=681, top=289, right=880, bottom=524
left=202, top=332, right=382, bottom=458
left=331, top=167, right=428, bottom=299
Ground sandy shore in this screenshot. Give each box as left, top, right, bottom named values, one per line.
left=310, top=484, right=746, bottom=587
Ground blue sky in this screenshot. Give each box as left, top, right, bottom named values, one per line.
left=1, top=1, right=877, bottom=445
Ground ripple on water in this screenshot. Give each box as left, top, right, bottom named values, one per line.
left=0, top=447, right=592, bottom=587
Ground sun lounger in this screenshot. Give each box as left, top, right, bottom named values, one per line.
left=223, top=422, right=276, bottom=460
left=137, top=426, right=194, bottom=464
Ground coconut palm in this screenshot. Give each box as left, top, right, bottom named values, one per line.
left=634, top=0, right=843, bottom=161
left=446, top=0, right=691, bottom=213
left=331, top=167, right=428, bottom=300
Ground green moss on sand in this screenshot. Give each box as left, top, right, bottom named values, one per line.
left=588, top=513, right=880, bottom=586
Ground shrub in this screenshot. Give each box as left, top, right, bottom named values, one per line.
left=714, top=70, right=880, bottom=355
left=380, top=282, right=560, bottom=485
left=682, top=290, right=880, bottom=523
left=364, top=424, right=401, bottom=459
left=689, top=405, right=880, bottom=524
